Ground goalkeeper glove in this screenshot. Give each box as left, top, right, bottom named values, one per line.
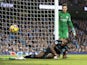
left=72, top=28, right=76, bottom=36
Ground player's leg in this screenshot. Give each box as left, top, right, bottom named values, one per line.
left=36, top=52, right=54, bottom=59
left=35, top=47, right=52, bottom=59
left=24, top=51, right=46, bottom=59
left=24, top=47, right=53, bottom=59
left=54, top=47, right=61, bottom=57
left=24, top=53, right=35, bottom=58
left=35, top=51, right=45, bottom=58
left=62, top=50, right=67, bottom=59
left=46, top=53, right=54, bottom=59
left=49, top=43, right=58, bottom=56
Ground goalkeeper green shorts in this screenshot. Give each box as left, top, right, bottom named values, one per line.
left=59, top=30, right=69, bottom=39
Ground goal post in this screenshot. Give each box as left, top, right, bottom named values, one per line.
left=54, top=0, right=59, bottom=40
left=39, top=0, right=61, bottom=40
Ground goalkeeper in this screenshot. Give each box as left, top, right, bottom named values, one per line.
left=50, top=3, right=76, bottom=59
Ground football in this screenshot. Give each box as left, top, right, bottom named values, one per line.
left=9, top=24, right=19, bottom=33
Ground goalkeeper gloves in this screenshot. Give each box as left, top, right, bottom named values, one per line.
left=72, top=28, right=76, bottom=36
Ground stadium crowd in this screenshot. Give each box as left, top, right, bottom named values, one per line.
left=0, top=20, right=87, bottom=55
left=68, top=20, right=87, bottom=53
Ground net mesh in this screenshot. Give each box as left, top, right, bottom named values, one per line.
left=0, top=0, right=55, bottom=53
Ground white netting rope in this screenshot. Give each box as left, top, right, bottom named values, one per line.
left=0, top=0, right=55, bottom=54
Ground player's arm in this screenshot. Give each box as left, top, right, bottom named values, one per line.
left=49, top=42, right=58, bottom=56
left=67, top=14, right=76, bottom=36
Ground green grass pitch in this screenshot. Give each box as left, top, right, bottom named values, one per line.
left=0, top=55, right=87, bottom=65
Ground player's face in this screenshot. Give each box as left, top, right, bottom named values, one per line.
left=62, top=6, right=67, bottom=13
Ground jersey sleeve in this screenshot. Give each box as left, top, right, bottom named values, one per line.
left=67, top=13, right=76, bottom=36
left=67, top=13, right=74, bottom=29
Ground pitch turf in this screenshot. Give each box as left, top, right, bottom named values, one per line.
left=0, top=55, right=87, bottom=65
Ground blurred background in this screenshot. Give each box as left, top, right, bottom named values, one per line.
left=0, top=0, right=87, bottom=55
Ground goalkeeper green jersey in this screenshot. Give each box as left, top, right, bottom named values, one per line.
left=59, top=11, right=74, bottom=39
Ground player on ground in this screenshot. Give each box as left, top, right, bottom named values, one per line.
left=24, top=40, right=69, bottom=59
left=24, top=46, right=54, bottom=59
left=49, top=3, right=76, bottom=59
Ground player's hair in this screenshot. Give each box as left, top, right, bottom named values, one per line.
left=62, top=3, right=67, bottom=7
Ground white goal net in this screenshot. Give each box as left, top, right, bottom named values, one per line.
left=0, top=0, right=55, bottom=54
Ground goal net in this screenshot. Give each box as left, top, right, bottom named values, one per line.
left=0, top=0, right=55, bottom=54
